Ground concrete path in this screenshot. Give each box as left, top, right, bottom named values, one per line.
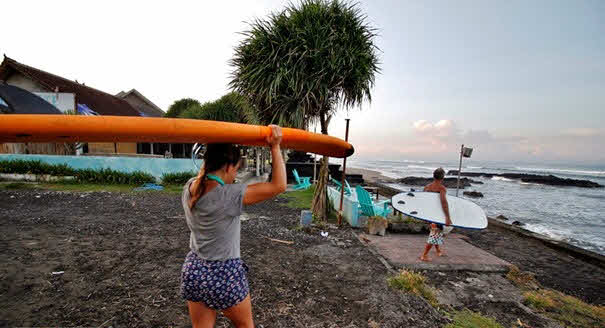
left=359, top=233, right=511, bottom=272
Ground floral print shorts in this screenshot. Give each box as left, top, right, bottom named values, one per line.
left=181, top=251, right=249, bottom=310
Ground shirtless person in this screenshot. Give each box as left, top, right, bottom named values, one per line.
left=419, top=167, right=452, bottom=262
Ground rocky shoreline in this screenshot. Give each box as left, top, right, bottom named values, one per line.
left=448, top=170, right=603, bottom=188
left=396, top=176, right=483, bottom=188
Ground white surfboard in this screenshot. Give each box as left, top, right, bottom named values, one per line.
left=391, top=191, right=488, bottom=230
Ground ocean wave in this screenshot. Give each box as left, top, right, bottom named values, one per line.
left=466, top=166, right=483, bottom=169
left=578, top=193, right=605, bottom=200
left=515, top=167, right=605, bottom=177
left=523, top=223, right=567, bottom=241
left=491, top=176, right=514, bottom=182
left=407, top=165, right=437, bottom=171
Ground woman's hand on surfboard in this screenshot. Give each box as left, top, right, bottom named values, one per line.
left=266, top=125, right=282, bottom=147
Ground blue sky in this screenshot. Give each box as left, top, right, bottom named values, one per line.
left=2, top=0, right=604, bottom=164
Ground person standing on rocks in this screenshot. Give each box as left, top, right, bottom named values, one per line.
left=181, top=125, right=286, bottom=328
left=419, top=167, right=452, bottom=262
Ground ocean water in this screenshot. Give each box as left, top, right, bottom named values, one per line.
left=344, top=159, right=605, bottom=255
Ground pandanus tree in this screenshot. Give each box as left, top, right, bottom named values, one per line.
left=230, top=0, right=379, bottom=220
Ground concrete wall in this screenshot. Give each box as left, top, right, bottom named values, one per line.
left=88, top=142, right=137, bottom=154
left=0, top=154, right=202, bottom=181
left=327, top=186, right=362, bottom=227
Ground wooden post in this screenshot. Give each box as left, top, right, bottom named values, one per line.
left=456, top=144, right=463, bottom=196
left=338, top=119, right=351, bottom=225
left=313, top=127, right=317, bottom=183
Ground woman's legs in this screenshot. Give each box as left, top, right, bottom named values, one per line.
left=223, top=295, right=254, bottom=328
left=187, top=301, right=217, bottom=328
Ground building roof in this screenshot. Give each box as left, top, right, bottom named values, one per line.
left=116, top=88, right=165, bottom=117
left=0, top=84, right=62, bottom=114
left=0, top=56, right=141, bottom=116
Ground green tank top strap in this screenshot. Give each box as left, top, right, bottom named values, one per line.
left=206, top=174, right=225, bottom=186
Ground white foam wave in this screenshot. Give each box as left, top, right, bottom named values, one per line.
left=491, top=176, right=514, bottom=182
left=407, top=165, right=437, bottom=171
left=466, top=166, right=483, bottom=169
left=523, top=223, right=567, bottom=241
left=515, top=167, right=605, bottom=177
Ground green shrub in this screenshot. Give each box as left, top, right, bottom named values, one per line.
left=387, top=270, right=438, bottom=306
left=162, top=171, right=196, bottom=184
left=0, top=159, right=75, bottom=176
left=74, top=168, right=154, bottom=185
left=0, top=160, right=154, bottom=185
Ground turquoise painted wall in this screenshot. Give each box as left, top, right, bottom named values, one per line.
left=0, top=154, right=202, bottom=181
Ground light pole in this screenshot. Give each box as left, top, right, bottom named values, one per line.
left=455, top=144, right=473, bottom=196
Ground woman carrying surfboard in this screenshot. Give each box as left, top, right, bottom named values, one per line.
left=180, top=125, right=286, bottom=328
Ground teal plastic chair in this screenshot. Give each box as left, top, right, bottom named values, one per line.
left=330, top=177, right=352, bottom=196
left=355, top=185, right=391, bottom=218
left=292, top=169, right=312, bottom=190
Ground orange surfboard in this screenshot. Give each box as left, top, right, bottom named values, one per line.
left=0, top=115, right=354, bottom=158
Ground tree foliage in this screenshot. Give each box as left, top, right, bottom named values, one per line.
left=230, top=0, right=380, bottom=221
left=180, top=92, right=256, bottom=123
left=165, top=98, right=201, bottom=118
left=230, top=0, right=380, bottom=128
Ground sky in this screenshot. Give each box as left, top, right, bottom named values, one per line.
left=2, top=0, right=604, bottom=164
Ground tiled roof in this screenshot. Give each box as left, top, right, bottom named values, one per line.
left=116, top=88, right=165, bottom=117
left=0, top=56, right=141, bottom=116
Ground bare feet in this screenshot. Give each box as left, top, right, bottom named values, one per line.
left=436, top=251, right=445, bottom=257
left=419, top=255, right=431, bottom=262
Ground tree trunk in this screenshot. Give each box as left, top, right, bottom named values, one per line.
left=311, top=113, right=330, bottom=221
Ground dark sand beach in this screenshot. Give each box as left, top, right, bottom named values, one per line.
left=1, top=181, right=603, bottom=327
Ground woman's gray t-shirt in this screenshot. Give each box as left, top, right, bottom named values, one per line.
left=182, top=178, right=246, bottom=261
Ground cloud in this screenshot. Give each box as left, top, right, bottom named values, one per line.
left=562, top=128, right=602, bottom=137
left=350, top=119, right=605, bottom=163
left=412, top=119, right=457, bottom=137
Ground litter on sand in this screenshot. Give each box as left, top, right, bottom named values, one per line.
left=134, top=183, right=164, bottom=191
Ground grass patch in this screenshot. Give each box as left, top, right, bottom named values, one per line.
left=41, top=183, right=136, bottom=193
left=1, top=182, right=184, bottom=194
left=0, top=182, right=37, bottom=190
left=444, top=310, right=504, bottom=328
left=280, top=185, right=315, bottom=209
left=506, top=265, right=539, bottom=290
left=523, top=289, right=605, bottom=328
left=387, top=270, right=438, bottom=307
left=161, top=171, right=196, bottom=184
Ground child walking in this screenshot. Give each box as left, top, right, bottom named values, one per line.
left=419, top=167, right=452, bottom=262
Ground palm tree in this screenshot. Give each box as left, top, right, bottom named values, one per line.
left=230, top=0, right=380, bottom=220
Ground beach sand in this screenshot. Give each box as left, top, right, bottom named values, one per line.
left=1, top=187, right=603, bottom=327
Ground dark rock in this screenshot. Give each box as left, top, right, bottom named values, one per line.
left=447, top=170, right=603, bottom=188
left=511, top=220, right=524, bottom=226
left=397, top=176, right=482, bottom=188
left=388, top=221, right=429, bottom=234
left=496, top=215, right=509, bottom=221
left=407, top=192, right=415, bottom=197
left=463, top=191, right=484, bottom=198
